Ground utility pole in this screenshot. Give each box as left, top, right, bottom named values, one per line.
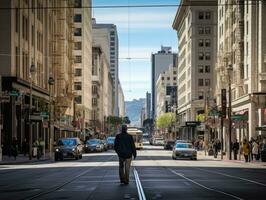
left=0, top=75, right=2, bottom=162
left=227, top=65, right=233, bottom=160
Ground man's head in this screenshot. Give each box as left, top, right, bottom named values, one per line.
left=121, top=124, right=127, bottom=133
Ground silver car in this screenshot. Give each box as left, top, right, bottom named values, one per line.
left=172, top=143, right=197, bottom=160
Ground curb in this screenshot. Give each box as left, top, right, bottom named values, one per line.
left=0, top=158, right=51, bottom=165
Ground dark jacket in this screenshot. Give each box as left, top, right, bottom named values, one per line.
left=114, top=131, right=137, bottom=159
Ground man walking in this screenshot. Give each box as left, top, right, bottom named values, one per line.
left=232, top=139, right=239, bottom=160
left=114, top=125, right=137, bottom=185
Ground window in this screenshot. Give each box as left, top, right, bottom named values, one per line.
left=110, top=37, right=115, bottom=41
left=199, top=27, right=204, bottom=34
left=199, top=12, right=204, bottom=19
left=15, top=8, right=19, bottom=32
left=74, top=14, right=82, bottom=23
left=16, top=47, right=20, bottom=77
left=198, top=52, right=204, bottom=60
left=74, top=55, right=82, bottom=63
left=161, top=77, right=164, bottom=80
left=110, top=52, right=115, bottom=55
left=110, top=31, right=115, bottom=36
left=246, top=21, right=249, bottom=35
left=74, top=42, right=82, bottom=50
left=74, top=96, right=82, bottom=104
left=167, top=77, right=170, bottom=80
left=75, top=68, right=82, bottom=76
left=173, top=77, right=176, bottom=81
left=205, top=52, right=211, bottom=60
left=205, top=27, right=211, bottom=34
left=110, top=42, right=115, bottom=46
left=198, top=92, right=204, bottom=100
left=173, top=71, right=177, bottom=74
left=205, top=39, right=211, bottom=47
left=110, top=60, right=115, bottom=64
left=198, top=65, right=204, bottom=73
left=74, top=82, right=82, bottom=90
left=205, top=65, right=211, bottom=73
left=74, top=0, right=82, bottom=8
left=198, top=79, right=204, bottom=86
left=92, top=98, right=98, bottom=106
left=74, top=28, right=82, bottom=36
left=31, top=25, right=34, bottom=46
left=205, top=79, right=210, bottom=86
left=198, top=39, right=204, bottom=47
left=205, top=12, right=211, bottom=19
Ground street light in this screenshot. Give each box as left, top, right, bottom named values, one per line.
left=48, top=75, right=54, bottom=160
left=227, top=65, right=233, bottom=160
left=29, top=64, right=36, bottom=160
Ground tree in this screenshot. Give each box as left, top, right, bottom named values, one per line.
left=156, top=113, right=176, bottom=129
left=122, top=116, right=131, bottom=124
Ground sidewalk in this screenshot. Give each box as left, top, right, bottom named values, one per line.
left=198, top=151, right=266, bottom=167
left=0, top=154, right=51, bottom=165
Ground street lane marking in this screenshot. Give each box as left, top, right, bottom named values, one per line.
left=133, top=168, right=146, bottom=200
left=170, top=169, right=244, bottom=200
left=196, top=168, right=266, bottom=187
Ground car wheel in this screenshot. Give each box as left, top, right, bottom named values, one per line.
left=79, top=155, right=82, bottom=159
left=172, top=155, right=175, bottom=160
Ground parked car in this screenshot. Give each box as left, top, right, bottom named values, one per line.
left=153, top=138, right=164, bottom=146
left=106, top=137, right=115, bottom=149
left=164, top=140, right=175, bottom=150
left=101, top=140, right=108, bottom=151
left=85, top=139, right=104, bottom=153
left=54, top=137, right=83, bottom=161
left=172, top=142, right=197, bottom=160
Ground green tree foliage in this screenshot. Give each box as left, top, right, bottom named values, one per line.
left=107, top=116, right=122, bottom=126
left=143, top=118, right=153, bottom=127
left=122, top=116, right=131, bottom=124
left=156, top=113, right=176, bottom=129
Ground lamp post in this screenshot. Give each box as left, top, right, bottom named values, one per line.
left=29, top=64, right=36, bottom=160
left=48, top=75, right=54, bottom=160
left=227, top=65, right=233, bottom=160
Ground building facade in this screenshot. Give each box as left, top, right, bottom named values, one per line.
left=72, top=0, right=92, bottom=135
left=156, top=65, right=178, bottom=117
left=0, top=0, right=75, bottom=154
left=173, top=0, right=217, bottom=140
left=151, top=46, right=177, bottom=120
left=216, top=0, right=266, bottom=143
left=118, top=81, right=125, bottom=117
left=92, top=19, right=121, bottom=116
left=145, top=92, right=151, bottom=120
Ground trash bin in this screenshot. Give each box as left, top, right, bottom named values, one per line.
left=261, top=150, right=266, bottom=162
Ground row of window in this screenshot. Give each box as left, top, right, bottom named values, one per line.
left=198, top=65, right=211, bottom=73
left=198, top=12, right=211, bottom=20
left=198, top=39, right=211, bottom=47
left=199, top=27, right=211, bottom=35
left=198, top=79, right=211, bottom=86
left=198, top=52, right=211, bottom=60
left=161, top=77, right=177, bottom=81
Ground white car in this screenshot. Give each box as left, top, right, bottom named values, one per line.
left=153, top=138, right=164, bottom=146
left=172, top=142, right=197, bottom=160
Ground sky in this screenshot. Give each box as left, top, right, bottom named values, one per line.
left=92, top=0, right=180, bottom=101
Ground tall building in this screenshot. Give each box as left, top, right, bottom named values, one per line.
left=151, top=46, right=177, bottom=120
left=0, top=0, right=75, bottom=153
left=118, top=81, right=125, bottom=117
left=216, top=0, right=266, bottom=141
left=92, top=19, right=121, bottom=116
left=73, top=0, right=92, bottom=134
left=145, top=92, right=151, bottom=120
left=156, top=64, right=178, bottom=117
left=172, top=0, right=217, bottom=140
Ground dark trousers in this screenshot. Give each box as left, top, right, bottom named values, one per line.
left=233, top=150, right=238, bottom=160
left=119, top=157, right=132, bottom=183
left=244, top=155, right=248, bottom=162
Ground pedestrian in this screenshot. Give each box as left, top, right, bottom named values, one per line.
left=232, top=139, right=239, bottom=160
left=114, top=124, right=137, bottom=185
left=252, top=140, right=259, bottom=161
left=248, top=139, right=253, bottom=162
left=11, top=137, right=18, bottom=160
left=22, top=138, right=28, bottom=156
left=242, top=139, right=249, bottom=162
left=213, top=140, right=219, bottom=158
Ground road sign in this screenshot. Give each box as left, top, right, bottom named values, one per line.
left=0, top=96, right=10, bottom=103
left=9, top=91, right=19, bottom=97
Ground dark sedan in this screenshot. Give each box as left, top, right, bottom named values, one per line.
left=164, top=140, right=175, bottom=150
left=84, top=139, right=104, bottom=152
left=54, top=138, right=83, bottom=161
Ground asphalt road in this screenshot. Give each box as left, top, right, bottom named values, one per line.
left=0, top=145, right=266, bottom=200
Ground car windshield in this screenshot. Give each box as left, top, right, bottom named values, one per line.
left=107, top=137, right=115, bottom=143
left=58, top=139, right=77, bottom=146
left=176, top=143, right=193, bottom=149
left=87, top=139, right=100, bottom=144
